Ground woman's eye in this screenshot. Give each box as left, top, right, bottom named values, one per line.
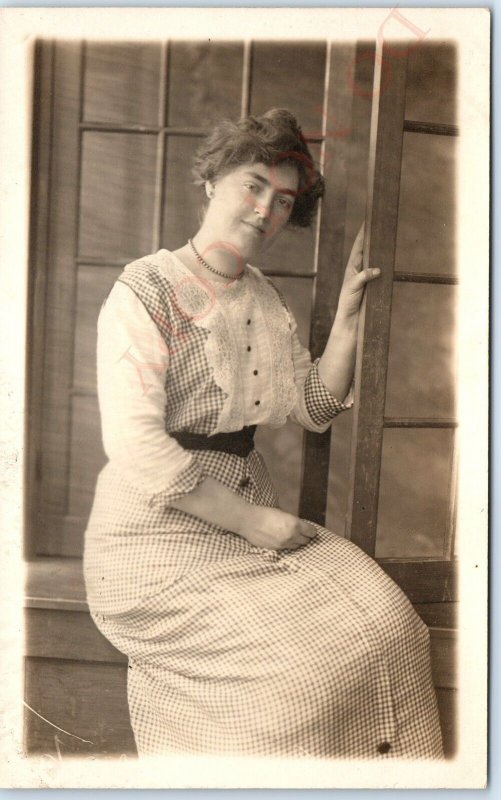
left=244, top=183, right=257, bottom=192
left=276, top=197, right=292, bottom=211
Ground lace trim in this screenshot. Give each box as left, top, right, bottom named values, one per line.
left=246, top=267, right=297, bottom=426
left=140, top=251, right=297, bottom=432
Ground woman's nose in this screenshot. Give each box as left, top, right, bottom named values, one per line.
left=254, top=193, right=274, bottom=219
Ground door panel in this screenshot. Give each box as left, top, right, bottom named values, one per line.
left=395, top=132, right=457, bottom=276
left=375, top=428, right=455, bottom=559
left=83, top=42, right=163, bottom=127
left=167, top=41, right=243, bottom=127
left=405, top=42, right=457, bottom=127
left=79, top=131, right=158, bottom=261
left=250, top=42, right=326, bottom=131
left=385, top=282, right=457, bottom=420
left=73, top=265, right=122, bottom=393
left=162, top=135, right=205, bottom=248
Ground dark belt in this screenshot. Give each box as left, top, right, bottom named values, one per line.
left=170, top=426, right=257, bottom=457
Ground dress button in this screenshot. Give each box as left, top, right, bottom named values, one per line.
left=247, top=345, right=252, bottom=352
left=253, top=370, right=258, bottom=376
left=247, top=319, right=251, bottom=325
left=255, top=400, right=260, bottom=406
left=239, top=476, right=251, bottom=488
left=377, top=741, right=391, bottom=755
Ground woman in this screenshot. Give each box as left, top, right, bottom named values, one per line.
left=83, top=109, right=443, bottom=760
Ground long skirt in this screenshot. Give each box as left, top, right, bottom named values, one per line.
left=83, top=448, right=443, bottom=760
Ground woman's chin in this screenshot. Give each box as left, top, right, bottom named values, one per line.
left=239, top=226, right=275, bottom=258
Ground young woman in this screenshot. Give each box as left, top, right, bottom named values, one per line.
left=83, top=108, right=443, bottom=759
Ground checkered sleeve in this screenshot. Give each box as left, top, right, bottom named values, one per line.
left=288, top=313, right=353, bottom=433
left=304, top=358, right=353, bottom=426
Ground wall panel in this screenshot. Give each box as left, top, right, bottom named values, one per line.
left=24, top=658, right=136, bottom=756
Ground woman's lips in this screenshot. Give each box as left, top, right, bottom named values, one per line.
left=244, top=221, right=267, bottom=235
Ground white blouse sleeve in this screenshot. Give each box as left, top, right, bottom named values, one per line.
left=287, top=314, right=354, bottom=433
left=96, top=281, right=205, bottom=505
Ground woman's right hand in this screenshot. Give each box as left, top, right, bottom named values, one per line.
left=239, top=506, right=318, bottom=551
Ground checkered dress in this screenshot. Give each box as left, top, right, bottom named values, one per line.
left=83, top=250, right=443, bottom=760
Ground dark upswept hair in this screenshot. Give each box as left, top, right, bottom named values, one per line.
left=192, top=108, right=325, bottom=228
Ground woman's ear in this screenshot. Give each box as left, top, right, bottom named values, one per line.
left=205, top=181, right=215, bottom=200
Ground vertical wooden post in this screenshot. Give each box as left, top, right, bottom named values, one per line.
left=36, top=42, right=83, bottom=553
left=26, top=41, right=55, bottom=558
left=299, top=42, right=377, bottom=525
left=298, top=43, right=357, bottom=524
left=345, top=44, right=408, bottom=554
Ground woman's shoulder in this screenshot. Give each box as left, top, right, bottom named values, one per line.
left=111, top=251, right=188, bottom=324
left=119, top=249, right=182, bottom=287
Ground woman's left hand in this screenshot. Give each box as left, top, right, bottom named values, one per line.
left=336, top=223, right=380, bottom=320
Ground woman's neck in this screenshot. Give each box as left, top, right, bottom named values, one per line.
left=190, top=226, right=249, bottom=279
left=171, top=238, right=246, bottom=285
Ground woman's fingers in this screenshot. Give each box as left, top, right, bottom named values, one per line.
left=299, top=521, right=318, bottom=539
left=337, top=266, right=381, bottom=318
left=294, top=535, right=313, bottom=547
left=362, top=266, right=381, bottom=282
left=288, top=533, right=315, bottom=549
left=354, top=221, right=365, bottom=249
left=284, top=521, right=318, bottom=550
left=350, top=267, right=381, bottom=288
left=345, top=222, right=366, bottom=274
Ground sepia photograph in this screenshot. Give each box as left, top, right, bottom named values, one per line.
left=0, top=6, right=489, bottom=790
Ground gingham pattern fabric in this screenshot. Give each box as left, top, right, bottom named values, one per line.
left=84, top=251, right=444, bottom=761
left=304, top=359, right=352, bottom=426
left=118, top=260, right=226, bottom=435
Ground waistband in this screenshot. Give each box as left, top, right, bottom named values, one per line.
left=169, top=426, right=257, bottom=458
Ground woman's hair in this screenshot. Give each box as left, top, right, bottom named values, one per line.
left=192, top=108, right=325, bottom=228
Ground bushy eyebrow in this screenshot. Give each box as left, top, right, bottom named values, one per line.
left=243, top=171, right=296, bottom=197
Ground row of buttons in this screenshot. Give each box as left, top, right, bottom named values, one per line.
left=241, top=320, right=254, bottom=488
left=246, top=319, right=260, bottom=406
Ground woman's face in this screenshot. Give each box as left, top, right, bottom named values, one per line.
left=204, top=161, right=299, bottom=260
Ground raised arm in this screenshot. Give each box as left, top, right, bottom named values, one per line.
left=317, top=223, right=380, bottom=397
